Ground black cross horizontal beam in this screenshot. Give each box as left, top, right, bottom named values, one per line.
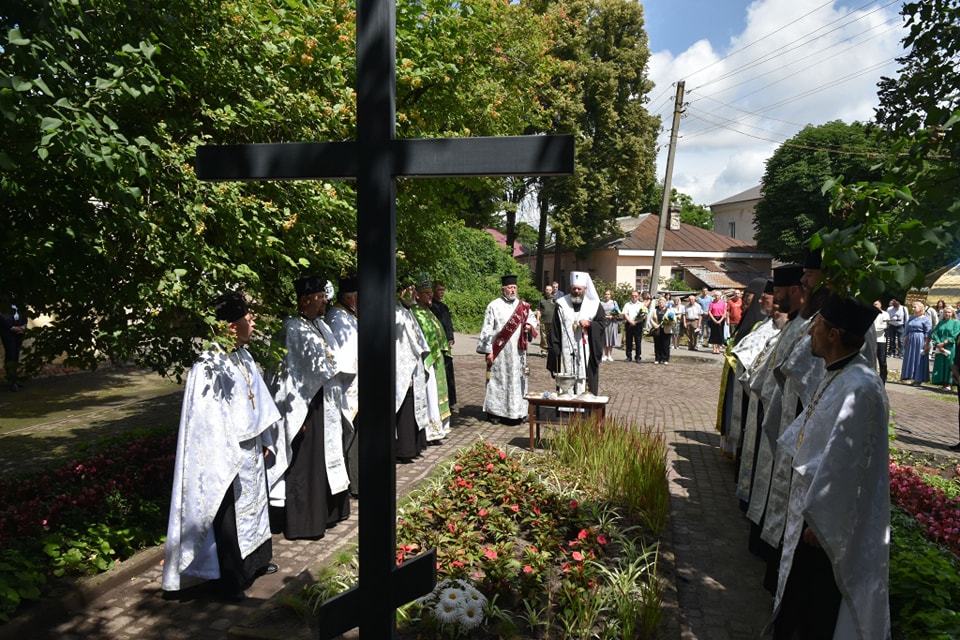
left=195, top=135, right=574, bottom=181
left=317, top=549, right=436, bottom=638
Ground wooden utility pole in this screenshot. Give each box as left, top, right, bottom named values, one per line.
left=650, top=80, right=684, bottom=300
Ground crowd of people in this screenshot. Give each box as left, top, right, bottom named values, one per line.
left=163, top=273, right=460, bottom=601
left=711, top=253, right=960, bottom=637
left=879, top=296, right=960, bottom=393
left=153, top=260, right=960, bottom=623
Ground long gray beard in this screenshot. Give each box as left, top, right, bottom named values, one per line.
left=570, top=295, right=583, bottom=304
left=504, top=294, right=517, bottom=302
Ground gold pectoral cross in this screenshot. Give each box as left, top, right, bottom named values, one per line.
left=248, top=389, right=256, bottom=409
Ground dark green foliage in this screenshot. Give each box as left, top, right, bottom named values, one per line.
left=531, top=0, right=661, bottom=255
left=427, top=226, right=537, bottom=332
left=753, top=121, right=887, bottom=262
left=814, top=3, right=960, bottom=298
left=889, top=506, right=960, bottom=639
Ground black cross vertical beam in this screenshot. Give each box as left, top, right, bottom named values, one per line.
left=195, top=0, right=573, bottom=636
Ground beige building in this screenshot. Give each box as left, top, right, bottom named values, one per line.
left=521, top=213, right=773, bottom=292
left=710, top=185, right=762, bottom=244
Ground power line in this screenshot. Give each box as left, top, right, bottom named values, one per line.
left=690, top=17, right=901, bottom=101
left=691, top=0, right=901, bottom=92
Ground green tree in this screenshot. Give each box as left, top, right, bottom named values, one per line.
left=513, top=222, right=540, bottom=251
left=815, top=1, right=960, bottom=300
left=393, top=0, right=570, bottom=265
left=0, top=0, right=566, bottom=377
left=753, top=121, right=888, bottom=262
left=641, top=184, right=712, bottom=228
left=531, top=0, right=660, bottom=259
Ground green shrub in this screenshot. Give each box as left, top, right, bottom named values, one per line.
left=427, top=225, right=538, bottom=332
left=890, top=506, right=960, bottom=639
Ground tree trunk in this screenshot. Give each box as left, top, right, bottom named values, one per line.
left=535, top=194, right=548, bottom=288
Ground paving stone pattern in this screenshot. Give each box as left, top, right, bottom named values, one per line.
left=2, top=338, right=957, bottom=640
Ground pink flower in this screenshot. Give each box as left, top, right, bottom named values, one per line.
left=485, top=463, right=494, bottom=472
left=572, top=551, right=584, bottom=562
left=522, top=565, right=533, bottom=573
left=484, top=548, right=498, bottom=560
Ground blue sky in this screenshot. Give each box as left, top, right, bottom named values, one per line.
left=641, top=0, right=905, bottom=206
left=643, top=0, right=751, bottom=54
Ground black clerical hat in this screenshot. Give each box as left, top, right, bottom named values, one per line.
left=213, top=292, right=248, bottom=323
left=339, top=274, right=358, bottom=293
left=501, top=274, right=518, bottom=286
left=802, top=248, right=822, bottom=270
left=772, top=264, right=803, bottom=287
left=821, top=293, right=879, bottom=336
left=294, top=275, right=326, bottom=298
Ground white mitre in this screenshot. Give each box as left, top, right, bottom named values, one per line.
left=569, top=271, right=599, bottom=301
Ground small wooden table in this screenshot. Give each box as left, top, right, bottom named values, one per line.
left=525, top=393, right=610, bottom=451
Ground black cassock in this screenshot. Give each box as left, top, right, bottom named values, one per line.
left=546, top=302, right=606, bottom=395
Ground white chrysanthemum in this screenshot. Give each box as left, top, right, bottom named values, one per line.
left=465, top=588, right=486, bottom=606
left=439, top=586, right=463, bottom=604
left=434, top=598, right=461, bottom=625
left=454, top=579, right=487, bottom=604
left=458, top=600, right=484, bottom=630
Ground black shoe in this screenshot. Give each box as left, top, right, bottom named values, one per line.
left=264, top=562, right=279, bottom=575
left=634, top=357, right=641, bottom=363
left=487, top=414, right=501, bottom=424
left=949, top=443, right=960, bottom=452
left=222, top=590, right=247, bottom=603
left=625, top=356, right=633, bottom=362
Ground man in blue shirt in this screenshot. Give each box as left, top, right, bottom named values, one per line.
left=696, top=287, right=713, bottom=347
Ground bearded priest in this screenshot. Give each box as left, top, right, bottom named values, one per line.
left=547, top=271, right=607, bottom=395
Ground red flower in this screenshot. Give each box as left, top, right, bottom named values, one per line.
left=484, top=548, right=498, bottom=560
left=572, top=551, right=584, bottom=562
left=568, top=499, right=578, bottom=510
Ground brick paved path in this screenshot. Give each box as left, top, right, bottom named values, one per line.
left=2, top=336, right=957, bottom=640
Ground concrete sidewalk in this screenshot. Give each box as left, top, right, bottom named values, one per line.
left=1, top=334, right=957, bottom=639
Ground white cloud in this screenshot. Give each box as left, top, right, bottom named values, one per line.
left=648, top=0, right=905, bottom=208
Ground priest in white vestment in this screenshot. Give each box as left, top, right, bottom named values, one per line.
left=477, top=274, right=537, bottom=423
left=768, top=294, right=889, bottom=640
left=326, top=275, right=360, bottom=497
left=267, top=276, right=352, bottom=540
left=162, top=293, right=281, bottom=601
left=547, top=271, right=606, bottom=396
left=395, top=282, right=431, bottom=460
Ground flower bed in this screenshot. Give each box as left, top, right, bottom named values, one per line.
left=889, top=461, right=960, bottom=557
left=304, top=425, right=669, bottom=639
left=0, top=428, right=176, bottom=621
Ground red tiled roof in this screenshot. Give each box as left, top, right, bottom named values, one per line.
left=485, top=228, right=529, bottom=258
left=612, top=214, right=762, bottom=254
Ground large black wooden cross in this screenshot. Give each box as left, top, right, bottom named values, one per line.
left=196, top=0, right=573, bottom=636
